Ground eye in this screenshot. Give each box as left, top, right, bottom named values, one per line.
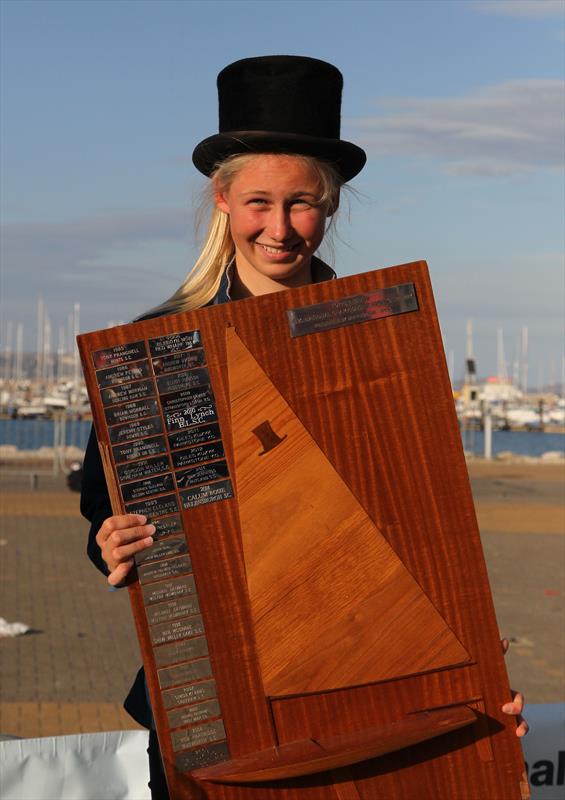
left=290, top=198, right=319, bottom=209
left=247, top=198, right=268, bottom=206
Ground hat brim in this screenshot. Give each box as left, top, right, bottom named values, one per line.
left=192, top=131, right=366, bottom=182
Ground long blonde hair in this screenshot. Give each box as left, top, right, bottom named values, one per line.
left=145, top=153, right=345, bottom=316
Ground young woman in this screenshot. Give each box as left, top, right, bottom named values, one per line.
left=81, top=56, right=526, bottom=800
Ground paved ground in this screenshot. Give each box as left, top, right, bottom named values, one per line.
left=0, top=461, right=563, bottom=739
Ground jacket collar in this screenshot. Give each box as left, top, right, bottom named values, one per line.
left=214, top=255, right=336, bottom=305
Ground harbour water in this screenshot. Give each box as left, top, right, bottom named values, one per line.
left=461, top=428, right=563, bottom=458
left=0, top=418, right=91, bottom=451
left=0, top=418, right=563, bottom=458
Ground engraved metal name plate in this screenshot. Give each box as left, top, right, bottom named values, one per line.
left=154, top=636, right=209, bottom=668
left=113, top=436, right=167, bottom=464
left=142, top=575, right=197, bottom=606
left=162, top=679, right=217, bottom=710
left=151, top=515, right=183, bottom=538
left=101, top=378, right=154, bottom=406
left=168, top=699, right=221, bottom=730
left=158, top=657, right=213, bottom=689
left=171, top=720, right=226, bottom=753
left=96, top=359, right=150, bottom=387
left=145, top=595, right=200, bottom=626
left=135, top=535, right=188, bottom=566
left=150, top=614, right=205, bottom=646
left=117, top=455, right=171, bottom=483
left=287, top=283, right=418, bottom=337
left=137, top=554, right=192, bottom=585
left=180, top=479, right=233, bottom=509
left=174, top=742, right=230, bottom=774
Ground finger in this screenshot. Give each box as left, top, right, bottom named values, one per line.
left=108, top=559, right=134, bottom=587
left=104, top=522, right=155, bottom=551
left=516, top=718, right=529, bottom=737
left=502, top=693, right=525, bottom=715
left=98, top=515, right=148, bottom=543
left=109, top=534, right=154, bottom=565
left=501, top=638, right=509, bottom=656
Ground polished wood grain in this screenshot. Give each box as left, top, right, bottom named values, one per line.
left=194, top=707, right=477, bottom=783
left=78, top=261, right=529, bottom=799
left=227, top=327, right=470, bottom=696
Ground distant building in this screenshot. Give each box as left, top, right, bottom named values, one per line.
left=480, top=376, right=522, bottom=404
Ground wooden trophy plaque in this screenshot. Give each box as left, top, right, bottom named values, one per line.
left=78, top=261, right=529, bottom=799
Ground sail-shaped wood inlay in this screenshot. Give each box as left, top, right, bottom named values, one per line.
left=226, top=327, right=471, bottom=697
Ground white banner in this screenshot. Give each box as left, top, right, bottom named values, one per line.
left=0, top=730, right=150, bottom=800
left=522, top=703, right=565, bottom=800
left=0, top=704, right=563, bottom=799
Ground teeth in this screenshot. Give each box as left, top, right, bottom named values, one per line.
left=259, top=244, right=288, bottom=254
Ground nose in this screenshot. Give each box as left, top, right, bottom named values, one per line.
left=265, top=205, right=293, bottom=242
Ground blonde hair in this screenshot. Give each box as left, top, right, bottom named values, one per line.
left=145, top=153, right=345, bottom=317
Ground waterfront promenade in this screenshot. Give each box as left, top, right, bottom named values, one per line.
left=0, top=460, right=563, bottom=739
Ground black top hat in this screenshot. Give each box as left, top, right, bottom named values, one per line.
left=192, top=55, right=366, bottom=182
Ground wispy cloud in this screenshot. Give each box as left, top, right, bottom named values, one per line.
left=0, top=209, right=192, bottom=330
left=349, top=79, right=564, bottom=177
left=472, top=0, right=565, bottom=19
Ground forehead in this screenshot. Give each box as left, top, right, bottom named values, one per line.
left=230, top=154, right=321, bottom=193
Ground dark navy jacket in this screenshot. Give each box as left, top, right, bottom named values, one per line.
left=80, top=257, right=336, bottom=727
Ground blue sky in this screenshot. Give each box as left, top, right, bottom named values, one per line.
left=1, top=0, right=563, bottom=385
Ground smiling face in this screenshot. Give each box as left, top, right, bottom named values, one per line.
left=214, top=154, right=333, bottom=297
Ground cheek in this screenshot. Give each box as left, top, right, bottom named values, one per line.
left=229, top=210, right=260, bottom=241
left=300, top=213, right=327, bottom=243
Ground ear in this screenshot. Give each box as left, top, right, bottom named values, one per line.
left=215, top=192, right=230, bottom=214
left=326, top=189, right=340, bottom=217
left=213, top=178, right=230, bottom=214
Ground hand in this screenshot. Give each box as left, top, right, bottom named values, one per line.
left=501, top=638, right=529, bottom=737
left=96, top=514, right=155, bottom=586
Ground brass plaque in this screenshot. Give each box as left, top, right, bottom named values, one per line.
left=162, top=679, right=216, bottom=710
left=174, top=742, right=230, bottom=773
left=158, top=657, right=213, bottom=689
left=154, top=636, right=209, bottom=668
left=145, top=595, right=200, bottom=626
left=142, top=575, right=197, bottom=606
left=138, top=554, right=192, bottom=585
left=167, top=699, right=221, bottom=730
left=171, top=720, right=226, bottom=753
left=135, top=535, right=188, bottom=567
left=149, top=614, right=205, bottom=646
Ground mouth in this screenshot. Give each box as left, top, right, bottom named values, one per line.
left=256, top=242, right=299, bottom=258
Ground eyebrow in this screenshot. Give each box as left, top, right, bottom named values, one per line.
left=238, top=190, right=320, bottom=198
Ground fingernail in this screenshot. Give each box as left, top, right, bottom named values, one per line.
left=502, top=703, right=514, bottom=713
left=137, top=515, right=147, bottom=523
left=146, top=524, right=156, bottom=534
left=143, top=537, right=154, bottom=546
